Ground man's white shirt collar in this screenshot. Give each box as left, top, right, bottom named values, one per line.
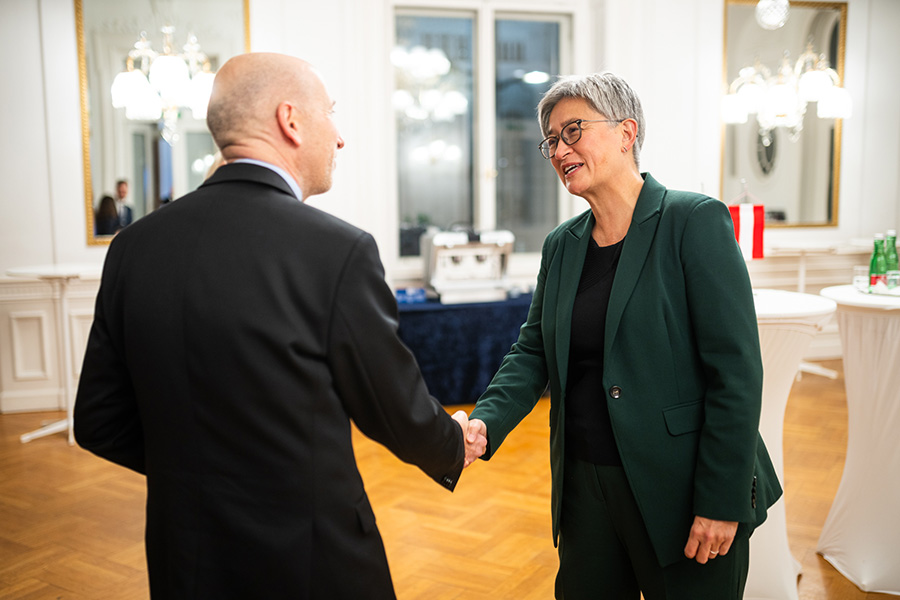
left=230, top=158, right=304, bottom=201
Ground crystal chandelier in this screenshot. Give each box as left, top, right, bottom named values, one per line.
left=722, top=40, right=851, bottom=145
left=110, top=26, right=216, bottom=144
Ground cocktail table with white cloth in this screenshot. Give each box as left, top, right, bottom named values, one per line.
left=6, top=264, right=101, bottom=445
left=817, top=285, right=900, bottom=595
left=745, top=289, right=836, bottom=600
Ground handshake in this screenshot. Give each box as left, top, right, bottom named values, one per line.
left=451, top=411, right=488, bottom=468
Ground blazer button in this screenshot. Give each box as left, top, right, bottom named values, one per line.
left=609, top=386, right=622, bottom=399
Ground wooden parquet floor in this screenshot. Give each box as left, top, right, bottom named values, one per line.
left=0, top=359, right=893, bottom=599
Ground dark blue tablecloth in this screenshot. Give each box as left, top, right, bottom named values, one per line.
left=397, top=294, right=533, bottom=405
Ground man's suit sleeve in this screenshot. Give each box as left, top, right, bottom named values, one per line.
left=327, top=232, right=465, bottom=490
left=74, top=241, right=146, bottom=474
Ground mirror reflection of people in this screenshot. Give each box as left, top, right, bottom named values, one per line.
left=74, top=52, right=474, bottom=599
left=94, top=194, right=119, bottom=236
left=463, top=72, right=782, bottom=598
left=114, top=179, right=133, bottom=228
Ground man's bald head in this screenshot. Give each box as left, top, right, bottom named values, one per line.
left=205, top=52, right=344, bottom=199
left=207, top=53, right=318, bottom=151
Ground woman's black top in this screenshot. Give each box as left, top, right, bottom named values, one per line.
left=564, top=236, right=624, bottom=465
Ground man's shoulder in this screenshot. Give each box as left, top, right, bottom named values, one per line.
left=293, top=201, right=370, bottom=241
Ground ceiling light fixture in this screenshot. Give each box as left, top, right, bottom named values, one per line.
left=755, top=0, right=791, bottom=30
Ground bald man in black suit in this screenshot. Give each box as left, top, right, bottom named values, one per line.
left=75, top=52, right=479, bottom=599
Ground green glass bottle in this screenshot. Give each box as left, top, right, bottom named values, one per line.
left=886, top=229, right=899, bottom=289
left=869, top=233, right=888, bottom=291
left=885, top=229, right=898, bottom=271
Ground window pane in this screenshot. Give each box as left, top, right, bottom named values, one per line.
left=496, top=19, right=561, bottom=253
left=394, top=15, right=475, bottom=256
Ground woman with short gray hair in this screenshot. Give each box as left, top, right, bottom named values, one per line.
left=465, top=72, right=781, bottom=598
left=537, top=72, right=646, bottom=168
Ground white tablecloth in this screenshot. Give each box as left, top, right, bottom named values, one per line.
left=817, top=285, right=900, bottom=595
left=745, top=289, right=836, bottom=600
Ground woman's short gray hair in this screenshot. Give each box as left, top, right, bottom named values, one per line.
left=537, top=72, right=646, bottom=168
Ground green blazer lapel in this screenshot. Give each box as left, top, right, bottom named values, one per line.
left=604, top=174, right=665, bottom=359
left=553, top=214, right=593, bottom=392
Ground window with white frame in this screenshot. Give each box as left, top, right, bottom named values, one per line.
left=392, top=7, right=573, bottom=259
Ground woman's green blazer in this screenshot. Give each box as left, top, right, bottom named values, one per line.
left=470, top=173, right=782, bottom=567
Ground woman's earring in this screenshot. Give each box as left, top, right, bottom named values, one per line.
left=622, top=146, right=628, bottom=153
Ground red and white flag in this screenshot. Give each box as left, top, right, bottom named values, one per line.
left=728, top=203, right=764, bottom=260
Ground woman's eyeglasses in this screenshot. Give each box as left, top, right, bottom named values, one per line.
left=538, top=118, right=626, bottom=159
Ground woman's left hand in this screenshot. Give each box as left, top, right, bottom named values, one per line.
left=683, top=516, right=738, bottom=564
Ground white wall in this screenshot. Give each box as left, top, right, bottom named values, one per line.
left=603, top=0, right=724, bottom=197
left=1, top=0, right=898, bottom=412
left=853, top=0, right=900, bottom=233
left=1, top=0, right=56, bottom=269
left=0, top=0, right=108, bottom=275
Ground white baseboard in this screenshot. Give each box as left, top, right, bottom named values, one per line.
left=0, top=388, right=64, bottom=413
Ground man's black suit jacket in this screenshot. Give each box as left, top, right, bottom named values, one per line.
left=74, top=163, right=465, bottom=599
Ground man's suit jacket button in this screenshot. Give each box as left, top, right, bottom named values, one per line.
left=609, top=386, right=622, bottom=399
left=442, top=476, right=453, bottom=487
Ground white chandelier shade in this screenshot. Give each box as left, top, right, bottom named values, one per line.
left=111, top=70, right=153, bottom=110
left=817, top=85, right=852, bottom=119
left=110, top=27, right=216, bottom=143
left=188, top=70, right=216, bottom=120
left=149, top=54, right=191, bottom=106
left=124, top=88, right=162, bottom=122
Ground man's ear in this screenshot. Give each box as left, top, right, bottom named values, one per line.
left=276, top=101, right=302, bottom=146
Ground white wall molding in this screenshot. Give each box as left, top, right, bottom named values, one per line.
left=0, top=280, right=56, bottom=302
left=0, top=388, right=64, bottom=413
left=0, top=278, right=98, bottom=301
left=0, top=278, right=97, bottom=413
left=9, top=310, right=53, bottom=381
left=70, top=308, right=95, bottom=378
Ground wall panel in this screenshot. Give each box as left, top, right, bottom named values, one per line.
left=9, top=310, right=52, bottom=381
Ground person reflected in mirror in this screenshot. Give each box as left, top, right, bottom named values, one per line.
left=75, top=52, right=470, bottom=600
left=94, top=194, right=119, bottom=236
left=114, top=179, right=133, bottom=229
left=464, top=72, right=782, bottom=599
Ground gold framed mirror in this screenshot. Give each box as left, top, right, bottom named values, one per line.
left=722, top=0, right=847, bottom=227
left=76, top=0, right=250, bottom=245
